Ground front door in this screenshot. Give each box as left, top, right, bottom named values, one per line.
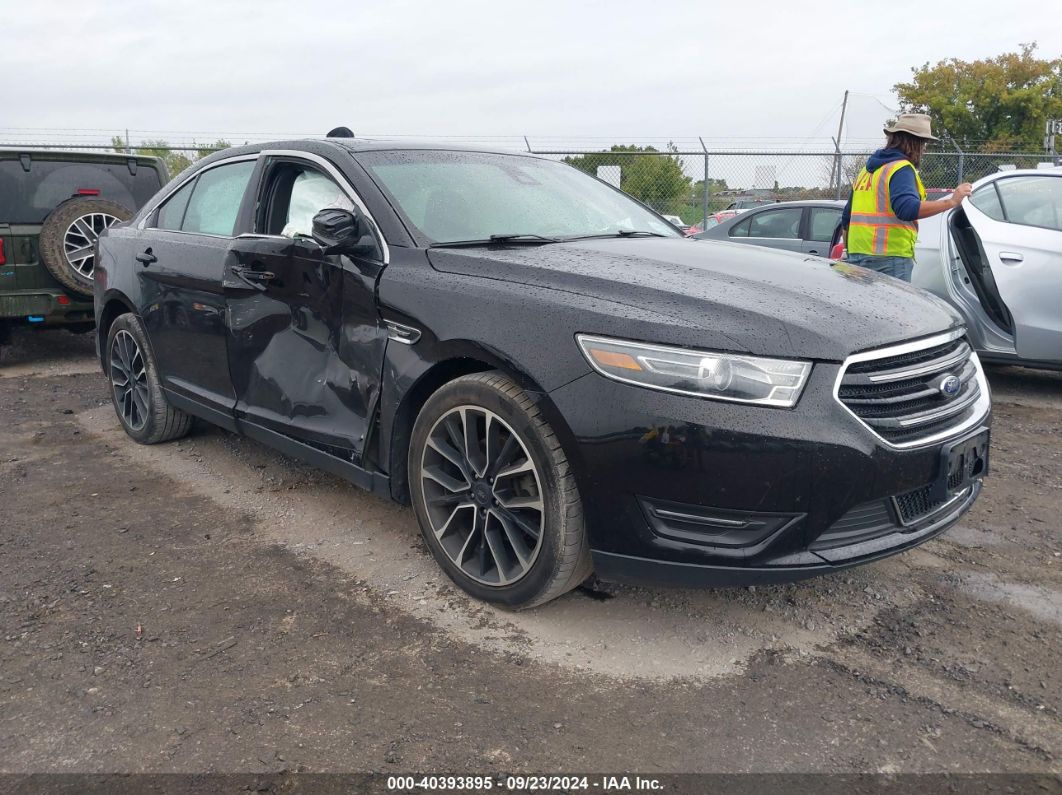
left=728, top=206, right=805, bottom=253
left=225, top=156, right=388, bottom=463
left=965, top=174, right=1062, bottom=363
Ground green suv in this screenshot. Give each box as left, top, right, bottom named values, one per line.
left=0, top=150, right=166, bottom=351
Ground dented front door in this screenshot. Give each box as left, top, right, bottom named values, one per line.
left=224, top=234, right=386, bottom=463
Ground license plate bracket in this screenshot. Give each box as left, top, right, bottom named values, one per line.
left=930, top=427, right=990, bottom=502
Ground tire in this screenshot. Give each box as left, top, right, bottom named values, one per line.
left=39, top=198, right=133, bottom=297
left=105, top=313, right=192, bottom=445
left=409, top=371, right=592, bottom=609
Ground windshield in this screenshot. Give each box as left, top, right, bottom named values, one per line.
left=357, top=150, right=679, bottom=244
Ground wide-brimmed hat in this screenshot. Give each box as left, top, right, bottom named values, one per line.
left=884, top=113, right=938, bottom=141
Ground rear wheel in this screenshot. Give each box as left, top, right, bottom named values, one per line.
left=409, top=372, right=591, bottom=609
left=39, top=198, right=133, bottom=297
left=106, top=313, right=192, bottom=444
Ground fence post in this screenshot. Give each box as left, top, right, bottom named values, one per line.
left=947, top=136, right=965, bottom=184
left=699, top=137, right=709, bottom=232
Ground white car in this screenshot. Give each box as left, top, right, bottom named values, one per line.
left=913, top=167, right=1062, bottom=370
left=661, top=214, right=688, bottom=232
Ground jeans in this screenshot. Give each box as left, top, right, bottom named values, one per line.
left=845, top=253, right=915, bottom=282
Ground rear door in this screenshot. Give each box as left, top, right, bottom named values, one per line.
left=137, top=156, right=257, bottom=416
left=727, top=206, right=805, bottom=253
left=224, top=154, right=388, bottom=462
left=801, top=205, right=842, bottom=256
left=964, top=173, right=1062, bottom=362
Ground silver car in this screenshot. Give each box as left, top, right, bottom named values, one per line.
left=913, top=167, right=1062, bottom=370
left=692, top=200, right=845, bottom=256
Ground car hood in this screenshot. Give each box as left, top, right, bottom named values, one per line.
left=427, top=237, right=963, bottom=361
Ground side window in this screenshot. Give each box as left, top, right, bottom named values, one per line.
left=156, top=179, right=195, bottom=231
left=808, top=207, right=842, bottom=242
left=970, top=184, right=1005, bottom=221
left=729, top=216, right=752, bottom=237
left=994, top=176, right=1062, bottom=231
left=260, top=163, right=353, bottom=238
left=745, top=207, right=802, bottom=239
left=181, top=160, right=255, bottom=236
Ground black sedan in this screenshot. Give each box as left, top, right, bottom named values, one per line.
left=94, top=139, right=990, bottom=608
left=693, top=199, right=845, bottom=257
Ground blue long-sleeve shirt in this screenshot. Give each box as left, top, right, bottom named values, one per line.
left=840, top=148, right=922, bottom=229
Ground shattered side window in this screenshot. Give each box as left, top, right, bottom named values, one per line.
left=182, top=160, right=255, bottom=236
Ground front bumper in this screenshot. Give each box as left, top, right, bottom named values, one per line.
left=546, top=364, right=989, bottom=587
left=592, top=481, right=979, bottom=587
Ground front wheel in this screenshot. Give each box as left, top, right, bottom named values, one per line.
left=409, top=372, right=591, bottom=609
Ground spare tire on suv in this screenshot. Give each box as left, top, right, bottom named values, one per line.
left=38, top=197, right=133, bottom=296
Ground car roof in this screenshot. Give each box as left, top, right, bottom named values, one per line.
left=0, top=148, right=164, bottom=168
left=733, top=199, right=845, bottom=208
left=201, top=137, right=541, bottom=160
left=974, top=166, right=1062, bottom=187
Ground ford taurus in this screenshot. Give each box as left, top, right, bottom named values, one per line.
left=94, top=138, right=991, bottom=608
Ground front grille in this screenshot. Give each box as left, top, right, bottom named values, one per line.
left=837, top=333, right=988, bottom=447
left=812, top=482, right=973, bottom=550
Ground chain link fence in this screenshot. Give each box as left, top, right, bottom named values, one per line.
left=2, top=132, right=1056, bottom=232
left=528, top=146, right=1059, bottom=231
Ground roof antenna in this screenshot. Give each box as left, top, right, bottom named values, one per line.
left=326, top=126, right=354, bottom=138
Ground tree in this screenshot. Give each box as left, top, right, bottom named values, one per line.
left=563, top=144, right=692, bottom=212
left=894, top=43, right=1062, bottom=151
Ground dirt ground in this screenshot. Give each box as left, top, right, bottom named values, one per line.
left=1, top=329, right=1060, bottom=778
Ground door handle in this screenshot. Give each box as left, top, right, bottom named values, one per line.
left=998, top=252, right=1024, bottom=263
left=135, top=248, right=157, bottom=265
left=230, top=264, right=276, bottom=291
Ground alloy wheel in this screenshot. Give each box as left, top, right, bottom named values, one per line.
left=419, top=406, right=545, bottom=586
left=64, top=212, right=121, bottom=278
left=110, top=329, right=150, bottom=431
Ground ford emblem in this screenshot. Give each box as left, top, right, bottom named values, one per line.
left=939, top=375, right=961, bottom=397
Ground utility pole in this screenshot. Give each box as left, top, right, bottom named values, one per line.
left=831, top=90, right=849, bottom=199
left=125, top=128, right=130, bottom=153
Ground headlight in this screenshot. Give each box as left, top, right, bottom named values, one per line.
left=576, top=334, right=812, bottom=408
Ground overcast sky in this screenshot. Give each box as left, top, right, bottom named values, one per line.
left=3, top=0, right=1060, bottom=150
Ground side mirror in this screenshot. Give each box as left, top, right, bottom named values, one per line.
left=311, top=208, right=378, bottom=258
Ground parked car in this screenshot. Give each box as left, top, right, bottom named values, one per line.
left=913, top=167, right=1062, bottom=370
left=686, top=210, right=739, bottom=235
left=0, top=149, right=166, bottom=353
left=661, top=214, right=690, bottom=233
left=692, top=200, right=845, bottom=256
left=726, top=199, right=777, bottom=210
left=96, top=139, right=990, bottom=608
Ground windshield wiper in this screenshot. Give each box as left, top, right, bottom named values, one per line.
left=430, top=233, right=560, bottom=248
left=565, top=230, right=670, bottom=241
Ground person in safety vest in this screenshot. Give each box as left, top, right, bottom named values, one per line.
left=839, top=113, right=972, bottom=282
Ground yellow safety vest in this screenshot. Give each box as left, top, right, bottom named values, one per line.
left=847, top=160, right=926, bottom=258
